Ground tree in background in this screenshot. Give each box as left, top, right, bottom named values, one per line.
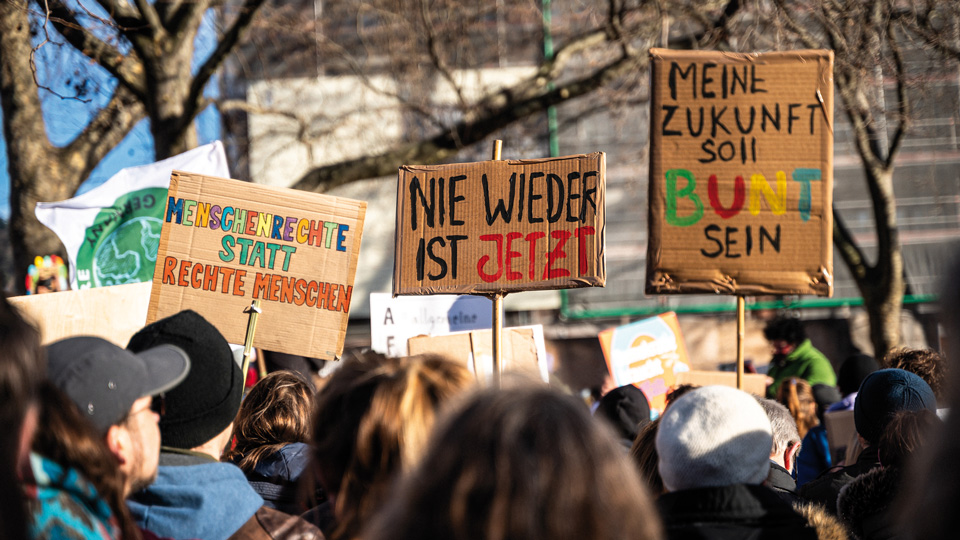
left=0, top=0, right=265, bottom=291
left=739, top=0, right=960, bottom=356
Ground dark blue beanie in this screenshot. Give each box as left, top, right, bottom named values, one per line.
left=854, top=368, right=936, bottom=445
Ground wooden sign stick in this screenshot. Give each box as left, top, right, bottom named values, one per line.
left=736, top=295, right=745, bottom=390
left=491, top=139, right=504, bottom=387
left=241, top=300, right=262, bottom=388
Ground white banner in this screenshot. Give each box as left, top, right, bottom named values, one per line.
left=35, top=142, right=229, bottom=289
left=369, top=292, right=492, bottom=357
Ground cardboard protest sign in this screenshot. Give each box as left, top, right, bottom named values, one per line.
left=598, top=312, right=691, bottom=413
left=407, top=325, right=548, bottom=382
left=10, top=282, right=152, bottom=346
left=369, top=293, right=492, bottom=356
left=394, top=153, right=605, bottom=295
left=646, top=49, right=834, bottom=296
left=147, top=171, right=366, bottom=360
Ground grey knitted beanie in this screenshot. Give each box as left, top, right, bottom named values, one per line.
left=656, top=385, right=773, bottom=491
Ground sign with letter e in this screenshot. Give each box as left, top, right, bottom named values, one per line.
left=148, top=171, right=367, bottom=360
left=395, top=153, right=606, bottom=295
left=646, top=49, right=834, bottom=296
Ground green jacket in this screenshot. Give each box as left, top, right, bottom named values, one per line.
left=766, top=339, right=836, bottom=398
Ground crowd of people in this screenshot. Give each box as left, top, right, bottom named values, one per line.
left=1, top=292, right=959, bottom=540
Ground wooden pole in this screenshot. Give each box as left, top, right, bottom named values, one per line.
left=491, top=139, right=503, bottom=387
left=241, top=300, right=262, bottom=388
left=736, top=295, right=745, bottom=390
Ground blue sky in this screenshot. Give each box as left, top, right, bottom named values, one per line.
left=0, top=7, right=221, bottom=221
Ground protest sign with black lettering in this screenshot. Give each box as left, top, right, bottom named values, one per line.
left=646, top=49, right=834, bottom=296
left=394, top=153, right=605, bottom=295
left=147, top=171, right=366, bottom=360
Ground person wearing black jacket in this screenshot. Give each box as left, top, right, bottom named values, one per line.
left=656, top=386, right=819, bottom=540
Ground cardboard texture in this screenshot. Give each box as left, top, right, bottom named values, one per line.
left=394, top=153, right=606, bottom=295
left=824, top=409, right=856, bottom=460
left=598, top=312, right=692, bottom=413
left=407, top=326, right=544, bottom=381
left=147, top=171, right=367, bottom=360
left=646, top=49, right=834, bottom=296
left=10, top=282, right=152, bottom=346
left=674, top=370, right=768, bottom=396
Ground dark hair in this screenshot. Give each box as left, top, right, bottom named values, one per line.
left=877, top=409, right=939, bottom=469
left=630, top=417, right=664, bottom=494
left=224, top=370, right=313, bottom=473
left=32, top=382, right=141, bottom=540
left=665, top=383, right=699, bottom=409
left=884, top=348, right=946, bottom=401
left=763, top=316, right=806, bottom=345
left=365, top=385, right=662, bottom=540
left=311, top=352, right=473, bottom=540
left=0, top=296, right=44, bottom=540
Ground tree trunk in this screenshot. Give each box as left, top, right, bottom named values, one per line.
left=0, top=2, right=74, bottom=290
left=147, top=44, right=198, bottom=159
left=858, top=167, right=904, bottom=359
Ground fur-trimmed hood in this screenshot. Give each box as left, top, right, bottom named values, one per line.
left=795, top=501, right=849, bottom=540
left=837, top=466, right=902, bottom=540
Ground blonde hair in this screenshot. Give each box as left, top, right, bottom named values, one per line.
left=312, top=352, right=473, bottom=540
left=223, top=370, right=313, bottom=473
left=776, top=377, right=819, bottom=439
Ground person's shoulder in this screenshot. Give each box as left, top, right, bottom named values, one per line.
left=228, top=506, right=325, bottom=540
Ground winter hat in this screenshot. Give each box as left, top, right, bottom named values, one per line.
left=127, top=310, right=242, bottom=449
left=47, top=336, right=190, bottom=433
left=854, top=368, right=936, bottom=445
left=656, top=385, right=772, bottom=491
left=595, top=384, right=651, bottom=441
left=838, top=353, right=879, bottom=396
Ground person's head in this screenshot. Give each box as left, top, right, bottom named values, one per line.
left=756, top=397, right=802, bottom=472
left=311, top=352, right=473, bottom=540
left=45, top=336, right=189, bottom=495
left=763, top=316, right=806, bottom=354
left=365, top=385, right=662, bottom=540
left=224, top=370, right=313, bottom=473
left=775, top=377, right=819, bottom=439
left=32, top=382, right=142, bottom=540
left=630, top=417, right=664, bottom=494
left=854, top=368, right=937, bottom=447
left=877, top=409, right=939, bottom=469
left=595, top=384, right=650, bottom=443
left=665, top=383, right=699, bottom=409
left=837, top=353, right=879, bottom=397
left=0, top=296, right=43, bottom=540
left=656, top=385, right=773, bottom=491
left=884, top=348, right=946, bottom=403
left=127, top=310, right=241, bottom=458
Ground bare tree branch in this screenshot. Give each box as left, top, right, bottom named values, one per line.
left=884, top=17, right=909, bottom=170
left=61, top=84, right=146, bottom=181
left=292, top=52, right=647, bottom=192
left=45, top=1, right=147, bottom=98
left=132, top=0, right=166, bottom=40
left=185, top=0, right=265, bottom=130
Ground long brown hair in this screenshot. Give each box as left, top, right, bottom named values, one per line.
left=0, top=296, right=44, bottom=540
left=776, top=377, right=819, bottom=439
left=32, top=382, right=141, bottom=540
left=630, top=417, right=664, bottom=494
left=311, top=352, right=473, bottom=540
left=224, top=370, right=313, bottom=473
left=365, top=385, right=663, bottom=540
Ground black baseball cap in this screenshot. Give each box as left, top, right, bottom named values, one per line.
left=47, top=336, right=190, bottom=433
